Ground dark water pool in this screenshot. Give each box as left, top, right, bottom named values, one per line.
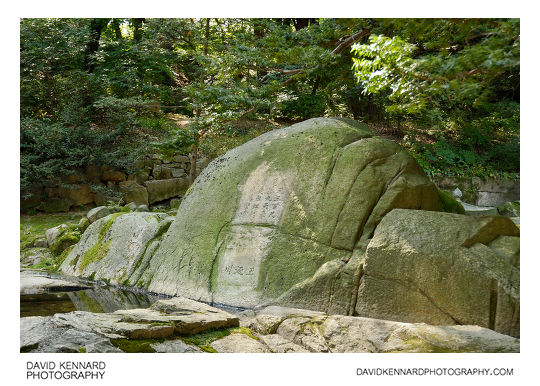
left=20, top=286, right=167, bottom=318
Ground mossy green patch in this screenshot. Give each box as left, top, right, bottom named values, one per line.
left=180, top=328, right=231, bottom=348
left=78, top=347, right=87, bottom=353
left=49, top=231, right=81, bottom=255
left=20, top=343, right=39, bottom=353
left=98, top=213, right=125, bottom=242
left=110, top=338, right=164, bottom=353
left=78, top=240, right=112, bottom=271
left=55, top=245, right=75, bottom=270
left=20, top=213, right=83, bottom=250
left=230, top=326, right=259, bottom=341
left=438, top=190, right=465, bottom=214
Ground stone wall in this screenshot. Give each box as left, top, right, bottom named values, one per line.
left=433, top=176, right=519, bottom=207
left=21, top=153, right=209, bottom=213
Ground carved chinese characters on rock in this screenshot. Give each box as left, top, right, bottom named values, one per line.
left=213, top=163, right=292, bottom=308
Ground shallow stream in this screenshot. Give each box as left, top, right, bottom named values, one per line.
left=20, top=277, right=166, bottom=318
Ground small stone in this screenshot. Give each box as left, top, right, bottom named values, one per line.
left=78, top=217, right=90, bottom=233
left=452, top=187, right=463, bottom=198
left=173, top=155, right=190, bottom=163
left=135, top=205, right=149, bottom=212
left=45, top=224, right=69, bottom=246
left=125, top=202, right=138, bottom=211
left=169, top=198, right=181, bottom=209
left=152, top=165, right=173, bottom=180
left=101, top=168, right=126, bottom=182
left=33, top=238, right=49, bottom=248
left=87, top=206, right=111, bottom=223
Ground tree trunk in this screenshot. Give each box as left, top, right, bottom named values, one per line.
left=204, top=18, right=210, bottom=56
left=82, top=18, right=109, bottom=73
left=112, top=19, right=123, bottom=39
left=132, top=18, right=145, bottom=42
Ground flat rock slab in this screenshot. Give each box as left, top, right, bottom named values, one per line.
left=21, top=296, right=239, bottom=353
left=210, top=333, right=269, bottom=353
left=460, top=201, right=498, bottom=216
left=150, top=339, right=202, bottom=353
left=20, top=270, right=91, bottom=294
left=114, top=297, right=240, bottom=335
left=20, top=316, right=123, bottom=353
left=240, top=306, right=520, bottom=353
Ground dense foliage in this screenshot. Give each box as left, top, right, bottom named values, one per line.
left=20, top=18, right=519, bottom=193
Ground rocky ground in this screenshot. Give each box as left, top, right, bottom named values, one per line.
left=20, top=271, right=519, bottom=354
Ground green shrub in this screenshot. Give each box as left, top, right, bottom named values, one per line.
left=279, top=93, right=327, bottom=120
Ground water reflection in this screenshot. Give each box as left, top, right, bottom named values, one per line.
left=20, top=287, right=165, bottom=317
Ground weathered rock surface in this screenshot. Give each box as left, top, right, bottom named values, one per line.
left=210, top=333, right=269, bottom=353
left=150, top=340, right=202, bottom=353
left=144, top=178, right=189, bottom=204
left=141, top=118, right=441, bottom=308
left=20, top=296, right=239, bottom=353
left=21, top=316, right=123, bottom=353
left=114, top=297, right=240, bottom=335
left=355, top=209, right=519, bottom=337
left=240, top=306, right=519, bottom=353
left=20, top=297, right=518, bottom=353
left=20, top=270, right=91, bottom=294
left=59, top=212, right=172, bottom=286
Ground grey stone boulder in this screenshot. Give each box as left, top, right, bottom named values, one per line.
left=125, top=202, right=138, bottom=211
left=135, top=204, right=149, bottom=212
left=87, top=206, right=111, bottom=223
left=355, top=209, right=519, bottom=337
left=59, top=212, right=171, bottom=286
left=141, top=118, right=441, bottom=308
left=45, top=224, right=69, bottom=246
left=33, top=238, right=48, bottom=248
left=144, top=178, right=189, bottom=204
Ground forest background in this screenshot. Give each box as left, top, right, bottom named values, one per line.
left=19, top=17, right=520, bottom=198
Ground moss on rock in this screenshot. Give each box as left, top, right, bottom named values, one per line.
left=78, top=240, right=112, bottom=272
left=438, top=189, right=465, bottom=214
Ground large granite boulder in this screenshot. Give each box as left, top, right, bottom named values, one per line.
left=275, top=210, right=519, bottom=337
left=355, top=209, right=519, bottom=337
left=139, top=118, right=441, bottom=307
left=59, top=212, right=173, bottom=286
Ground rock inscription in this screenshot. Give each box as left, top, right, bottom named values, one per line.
left=214, top=163, right=291, bottom=307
